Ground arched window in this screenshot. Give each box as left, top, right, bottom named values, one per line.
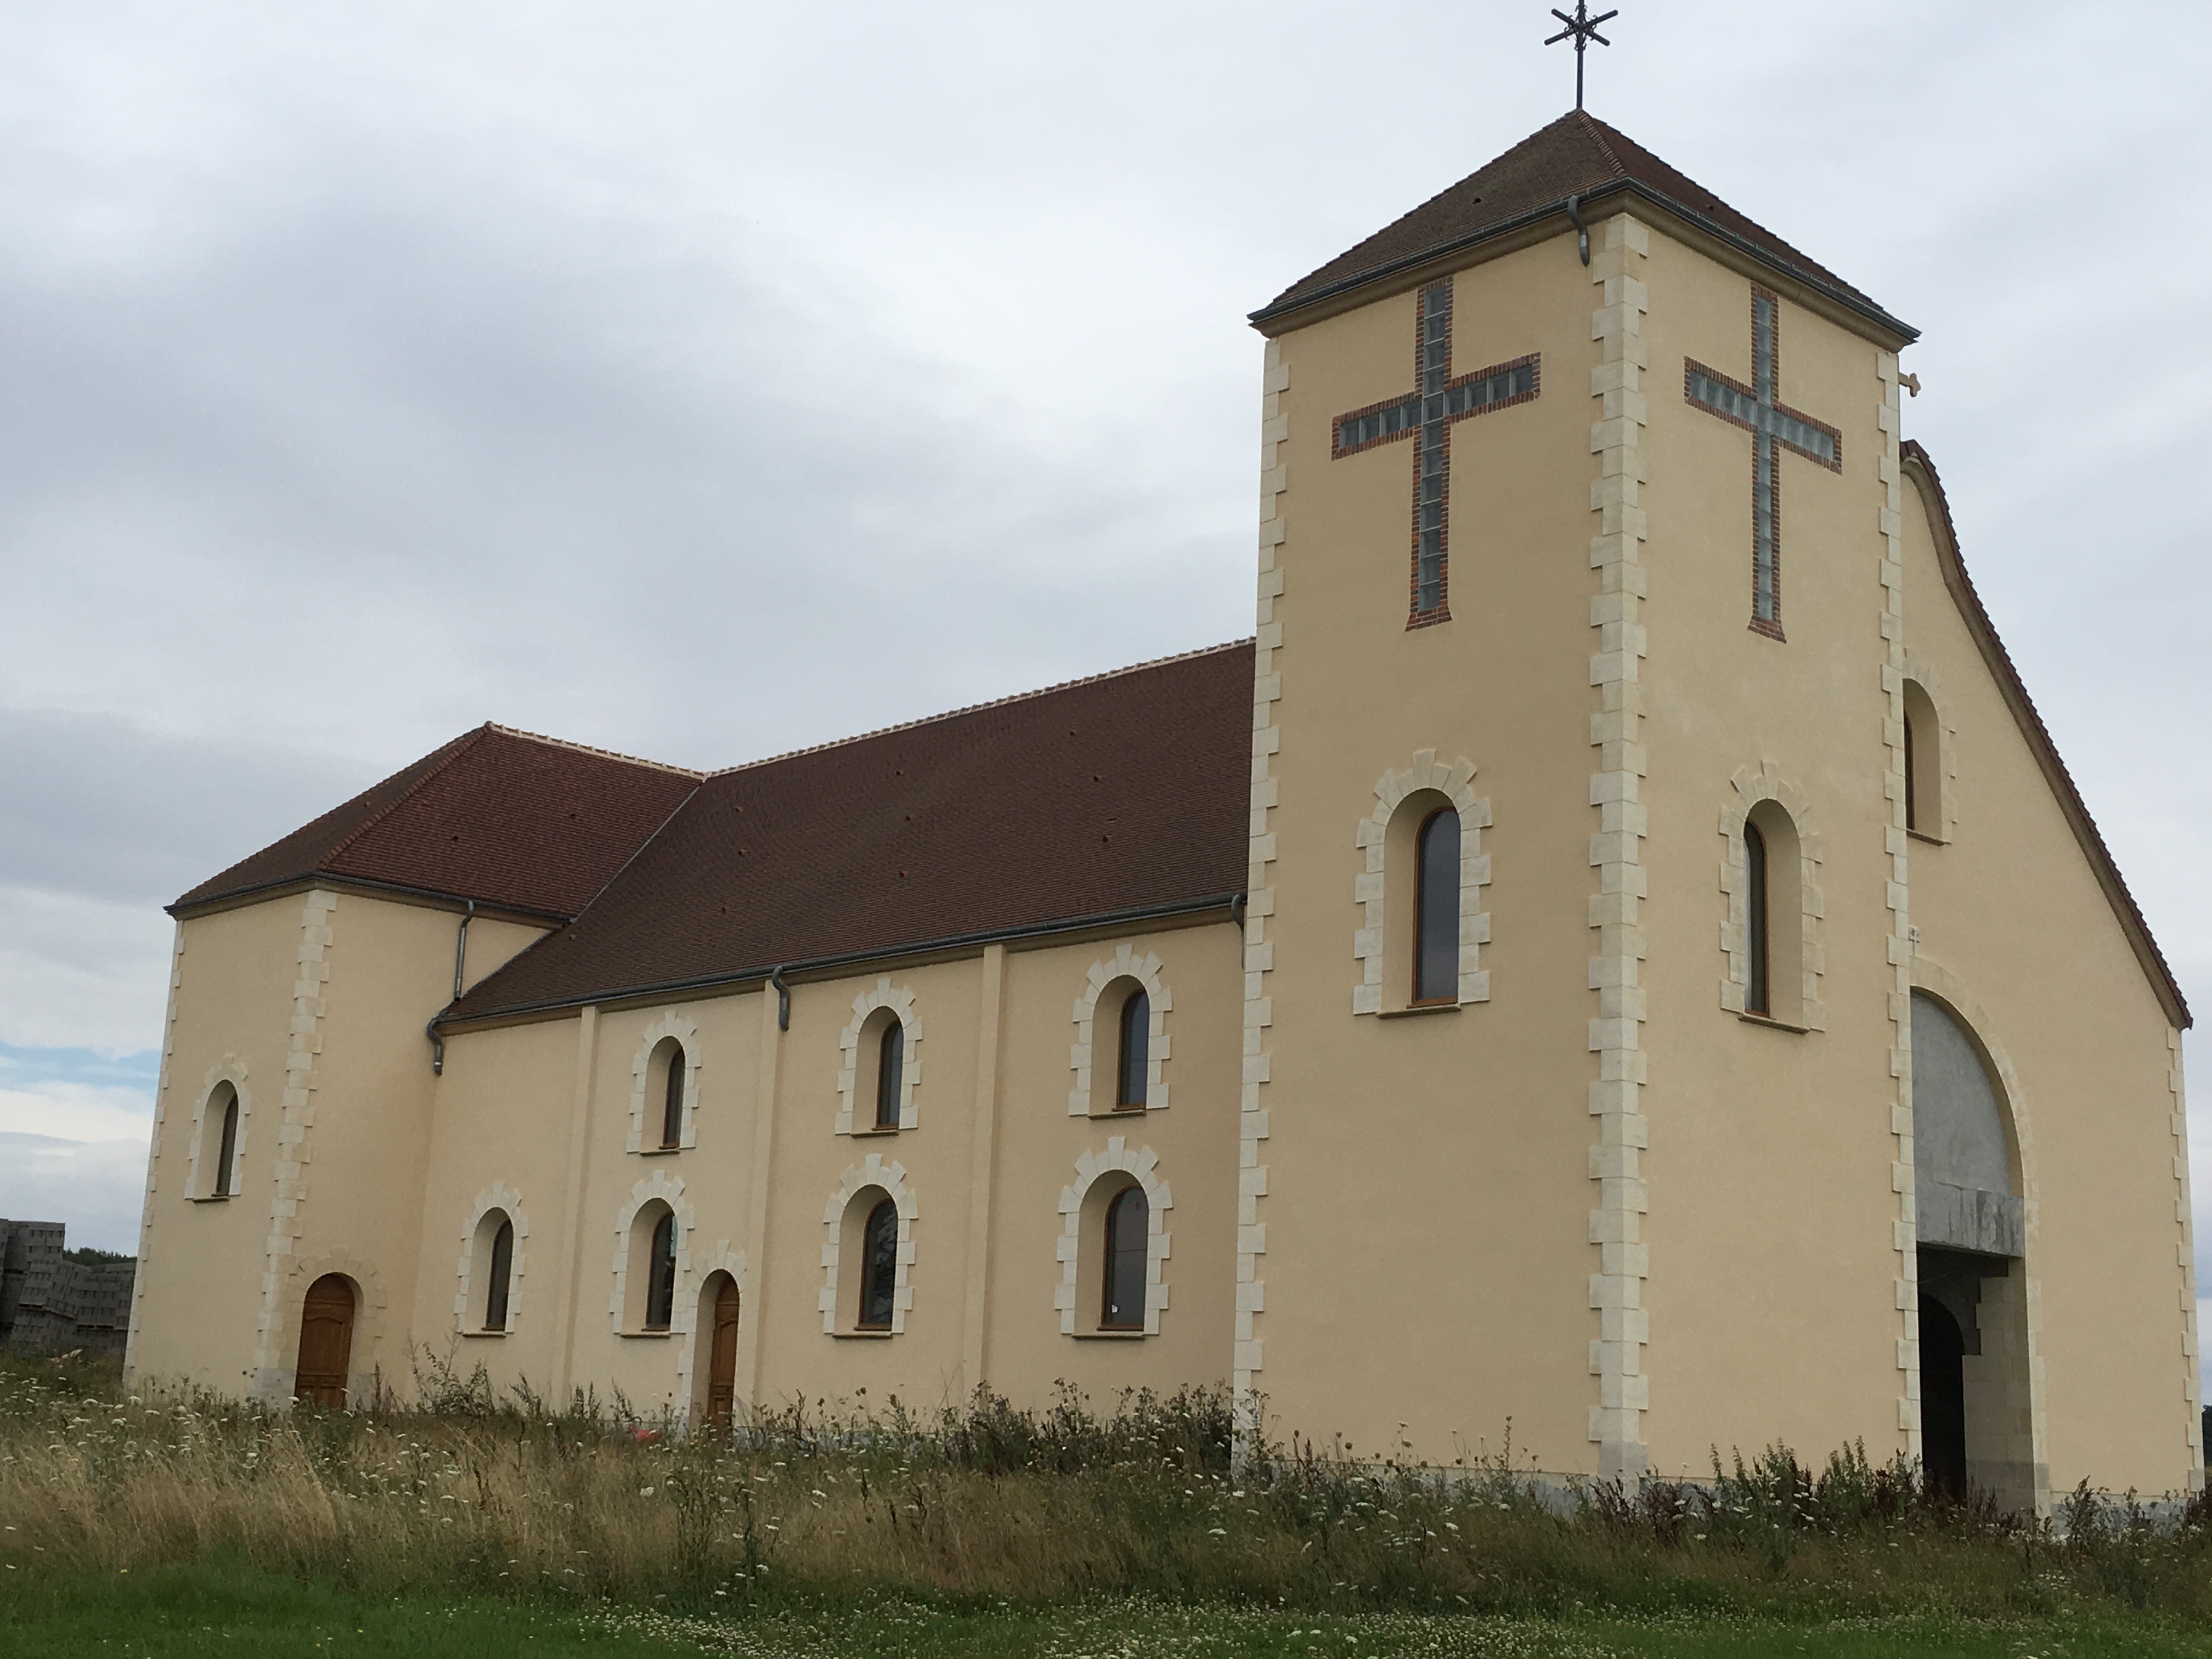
left=1901, top=678, right=1944, bottom=840
left=483, top=1216, right=515, bottom=1331
left=874, top=1021, right=904, bottom=1131
left=644, top=1210, right=678, bottom=1331
left=1115, top=988, right=1150, bottom=1110
left=212, top=1085, right=240, bottom=1197
left=857, top=1198, right=899, bottom=1329
left=660, top=1042, right=686, bottom=1149
left=1101, top=1185, right=1148, bottom=1330
left=1413, top=806, right=1460, bottom=1004
left=1743, top=821, right=1770, bottom=1017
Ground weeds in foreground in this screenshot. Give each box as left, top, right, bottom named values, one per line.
left=1, top=1349, right=2208, bottom=1624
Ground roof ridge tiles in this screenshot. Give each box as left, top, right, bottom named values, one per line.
left=1576, top=109, right=1631, bottom=180
left=482, top=723, right=707, bottom=780
left=704, top=637, right=1258, bottom=780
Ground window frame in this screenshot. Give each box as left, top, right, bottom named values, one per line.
left=1410, top=805, right=1462, bottom=1006
left=1114, top=988, right=1150, bottom=1111
left=659, top=1042, right=686, bottom=1150
left=1099, top=1184, right=1149, bottom=1331
left=644, top=1209, right=678, bottom=1333
left=873, top=1020, right=904, bottom=1132
left=483, top=1217, right=515, bottom=1332
left=1743, top=820, right=1770, bottom=1018
left=856, top=1198, right=899, bottom=1330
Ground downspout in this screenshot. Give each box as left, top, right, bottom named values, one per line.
left=1230, top=891, right=1247, bottom=931
left=426, top=899, right=477, bottom=1076
left=769, top=963, right=791, bottom=1032
left=1566, top=194, right=1591, bottom=267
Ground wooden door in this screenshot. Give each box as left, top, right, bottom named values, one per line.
left=294, top=1274, right=355, bottom=1408
left=707, top=1278, right=740, bottom=1426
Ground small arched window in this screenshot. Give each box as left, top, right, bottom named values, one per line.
left=1101, top=1186, right=1148, bottom=1330
left=644, top=1210, right=678, bottom=1331
left=1743, top=821, right=1770, bottom=1017
left=484, top=1217, right=515, bottom=1331
left=857, top=1198, right=899, bottom=1329
left=212, top=1085, right=240, bottom=1197
left=1901, top=678, right=1944, bottom=840
left=874, top=1021, right=904, bottom=1131
left=1115, top=988, right=1150, bottom=1110
left=660, top=1042, right=686, bottom=1149
left=1413, top=807, right=1460, bottom=1004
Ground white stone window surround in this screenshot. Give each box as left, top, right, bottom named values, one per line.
left=1898, top=652, right=1959, bottom=844
left=268, top=1249, right=386, bottom=1409
left=1068, top=944, right=1172, bottom=1116
left=1054, top=1137, right=1172, bottom=1337
left=1717, top=764, right=1826, bottom=1030
left=187, top=1057, right=251, bottom=1201
left=819, top=1155, right=917, bottom=1334
left=836, top=979, right=922, bottom=1135
left=627, top=1011, right=702, bottom=1154
left=608, top=1170, right=694, bottom=1334
left=454, top=1182, right=528, bottom=1335
left=1352, top=751, right=1493, bottom=1014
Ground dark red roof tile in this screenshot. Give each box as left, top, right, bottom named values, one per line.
left=173, top=726, right=702, bottom=919
left=448, top=642, right=1254, bottom=1019
left=1255, top=111, right=1909, bottom=338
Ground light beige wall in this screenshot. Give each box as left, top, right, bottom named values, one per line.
left=1633, top=232, right=1906, bottom=1474
left=131, top=890, right=548, bottom=1400
left=1899, top=479, right=2198, bottom=1494
left=1252, top=232, right=1610, bottom=1471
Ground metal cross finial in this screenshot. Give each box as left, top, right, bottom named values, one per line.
left=1545, top=2, right=1618, bottom=111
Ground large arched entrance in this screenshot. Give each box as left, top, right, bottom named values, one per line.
left=295, top=1274, right=356, bottom=1408
left=1911, top=991, right=2033, bottom=1508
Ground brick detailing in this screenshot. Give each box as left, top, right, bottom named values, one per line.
left=1054, top=1138, right=1173, bottom=1336
left=1068, top=945, right=1172, bottom=1116
left=819, top=1156, right=917, bottom=1335
left=2171, top=1030, right=2203, bottom=1486
left=1585, top=212, right=1651, bottom=1483
left=125, top=920, right=187, bottom=1383
left=608, top=1170, right=692, bottom=1333
left=835, top=979, right=922, bottom=1135
left=185, top=1057, right=251, bottom=1201
left=1716, top=766, right=1827, bottom=1029
left=1876, top=352, right=1920, bottom=1454
left=454, top=1183, right=527, bottom=1333
left=1237, top=338, right=1289, bottom=1407
left=627, top=1011, right=702, bottom=1153
left=249, top=888, right=339, bottom=1401
left=1351, top=752, right=1492, bottom=1014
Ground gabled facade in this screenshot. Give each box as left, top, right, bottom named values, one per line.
left=128, top=114, right=2197, bottom=1505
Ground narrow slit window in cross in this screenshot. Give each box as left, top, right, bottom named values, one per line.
left=1684, top=287, right=1842, bottom=639
left=1332, top=280, right=1539, bottom=628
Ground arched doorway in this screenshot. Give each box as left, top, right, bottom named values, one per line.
left=700, top=1274, right=740, bottom=1428
left=1911, top=991, right=2033, bottom=1508
left=1918, top=1294, right=1967, bottom=1500
left=295, top=1274, right=356, bottom=1408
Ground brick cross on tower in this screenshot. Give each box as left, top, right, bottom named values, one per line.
left=1685, top=287, right=1843, bottom=639
left=1331, top=280, right=1540, bottom=627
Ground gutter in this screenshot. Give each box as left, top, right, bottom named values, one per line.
left=1248, top=178, right=1918, bottom=345
left=432, top=889, right=1248, bottom=1035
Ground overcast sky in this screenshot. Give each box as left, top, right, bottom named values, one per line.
left=4, top=1, right=2210, bottom=1389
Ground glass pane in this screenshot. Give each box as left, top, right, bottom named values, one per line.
left=876, top=1022, right=904, bottom=1128
left=1414, top=809, right=1461, bottom=1002
left=861, top=1199, right=898, bottom=1328
left=1744, top=823, right=1769, bottom=1015
left=1103, top=1187, right=1149, bottom=1329
left=216, top=1095, right=239, bottom=1195
left=662, top=1045, right=685, bottom=1148
left=1117, top=990, right=1150, bottom=1108
left=486, top=1220, right=513, bottom=1330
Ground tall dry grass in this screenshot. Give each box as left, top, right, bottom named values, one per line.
left=3, top=1347, right=2209, bottom=1622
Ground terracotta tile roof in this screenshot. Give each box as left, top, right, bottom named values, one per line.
left=1253, top=111, right=1911, bottom=340
left=172, top=725, right=702, bottom=920
left=1900, top=442, right=2188, bottom=1030
left=445, top=642, right=1255, bottom=1022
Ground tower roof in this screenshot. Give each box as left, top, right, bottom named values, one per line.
left=1252, top=111, right=1914, bottom=342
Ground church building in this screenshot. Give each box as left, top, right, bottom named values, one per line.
left=127, top=112, right=2199, bottom=1508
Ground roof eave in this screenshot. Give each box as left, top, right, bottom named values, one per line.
left=1900, top=442, right=2190, bottom=1031
left=167, top=870, right=574, bottom=927
left=1250, top=179, right=1918, bottom=348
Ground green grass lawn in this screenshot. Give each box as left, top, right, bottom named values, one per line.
left=3, top=1564, right=2207, bottom=1659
